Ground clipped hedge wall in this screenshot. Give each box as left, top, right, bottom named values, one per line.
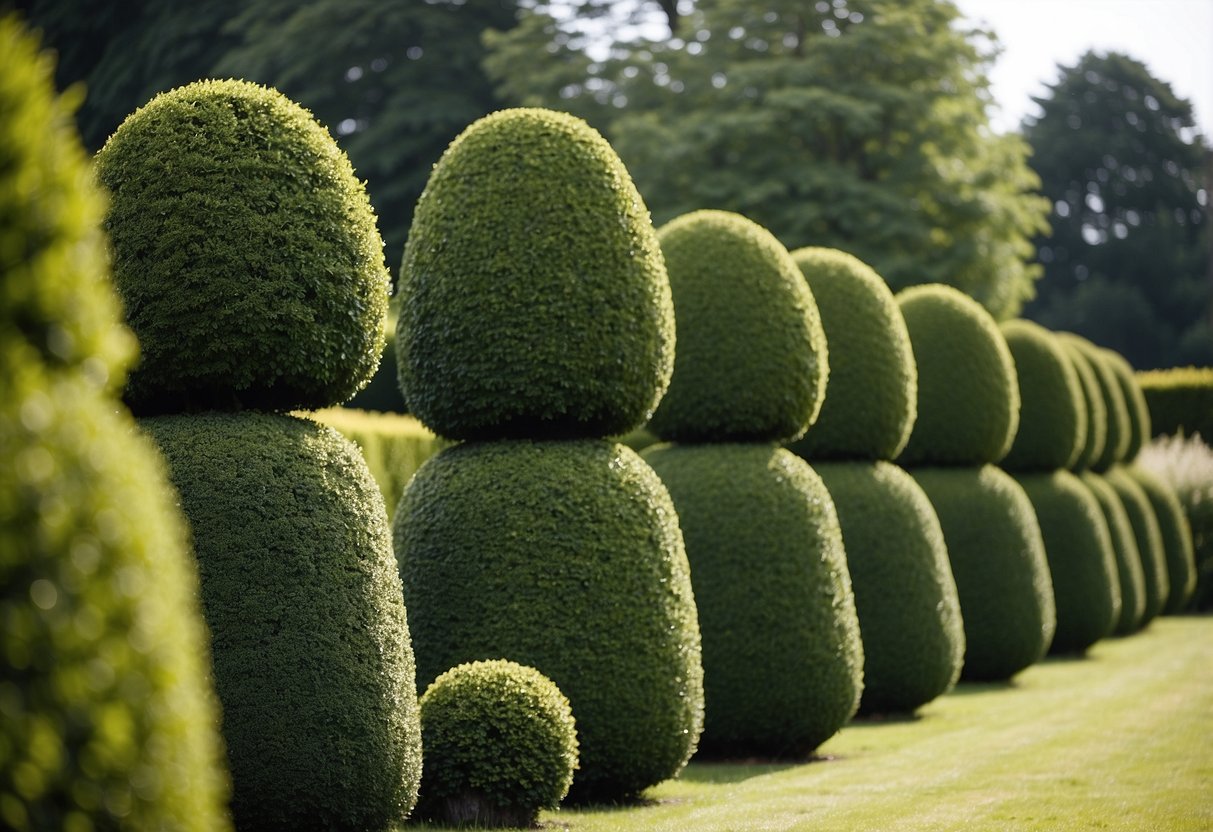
left=143, top=412, right=422, bottom=830
left=1137, top=367, right=1213, bottom=440
left=1013, top=470, right=1120, bottom=654
left=896, top=285, right=1020, bottom=466
left=911, top=466, right=1055, bottom=681
left=999, top=320, right=1087, bottom=472
left=1105, top=466, right=1171, bottom=626
left=646, top=210, right=828, bottom=444
left=1063, top=340, right=1108, bottom=471
left=96, top=79, right=389, bottom=415
left=1102, top=349, right=1151, bottom=462
left=815, top=461, right=963, bottom=714
left=1079, top=472, right=1147, bottom=635
left=417, top=660, right=578, bottom=828
left=1060, top=334, right=1129, bottom=472
left=1127, top=465, right=1197, bottom=614
left=395, top=440, right=703, bottom=801
left=1137, top=433, right=1213, bottom=611
left=642, top=443, right=862, bottom=756
left=397, top=108, right=674, bottom=441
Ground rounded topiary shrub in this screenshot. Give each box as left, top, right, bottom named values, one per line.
left=395, top=440, right=703, bottom=802
left=1127, top=465, right=1197, bottom=614
left=397, top=107, right=673, bottom=441
left=142, top=412, right=422, bottom=831
left=1013, top=470, right=1120, bottom=654
left=1079, top=471, right=1147, bottom=636
left=1061, top=341, right=1108, bottom=471
left=417, top=660, right=578, bottom=828
left=1060, top=334, right=1130, bottom=473
left=641, top=444, right=862, bottom=757
left=1102, top=349, right=1152, bottom=462
left=95, top=78, right=389, bottom=415
left=1105, top=466, right=1170, bottom=626
left=896, top=285, right=1020, bottom=466
left=911, top=466, right=1056, bottom=681
left=646, top=210, right=828, bottom=444
left=785, top=248, right=916, bottom=461
left=999, top=320, right=1087, bottom=472
left=815, top=461, right=964, bottom=714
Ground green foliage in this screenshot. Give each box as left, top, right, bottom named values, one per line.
left=786, top=248, right=916, bottom=461
left=1013, top=471, right=1120, bottom=654
left=417, top=660, right=578, bottom=828
left=910, top=466, right=1055, bottom=682
left=999, top=320, right=1087, bottom=472
left=142, top=412, right=422, bottom=830
left=1080, top=472, right=1147, bottom=636
left=397, top=107, right=674, bottom=441
left=95, top=78, right=389, bottom=414
left=646, top=210, right=828, bottom=443
left=1061, top=340, right=1108, bottom=471
left=1126, top=466, right=1197, bottom=615
left=1138, top=433, right=1213, bottom=611
left=895, top=285, right=1020, bottom=466
left=641, top=444, right=862, bottom=756
left=1101, top=349, right=1151, bottom=462
left=1060, top=334, right=1130, bottom=473
left=815, top=461, right=963, bottom=714
left=1137, top=366, right=1213, bottom=440
left=1105, top=466, right=1171, bottom=626
left=346, top=296, right=406, bottom=413
left=395, top=440, right=703, bottom=801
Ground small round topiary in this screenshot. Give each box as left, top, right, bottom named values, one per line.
left=896, top=285, right=1020, bottom=467
left=815, top=461, right=964, bottom=714
left=786, top=248, right=917, bottom=461
left=1013, top=470, right=1120, bottom=654
left=646, top=210, right=828, bottom=444
left=417, top=660, right=578, bottom=828
left=1101, top=348, right=1152, bottom=463
left=397, top=107, right=674, bottom=441
left=1061, top=341, right=1108, bottom=471
left=95, top=78, right=390, bottom=415
left=1105, top=466, right=1170, bottom=626
left=1059, top=334, right=1130, bottom=473
left=395, top=440, right=703, bottom=802
left=641, top=443, right=863, bottom=757
left=1079, top=471, right=1147, bottom=636
left=999, top=320, right=1088, bottom=472
left=141, top=412, right=422, bottom=831
left=910, top=466, right=1056, bottom=681
left=1126, top=465, right=1197, bottom=614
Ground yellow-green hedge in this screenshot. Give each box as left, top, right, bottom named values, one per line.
left=1137, top=366, right=1213, bottom=440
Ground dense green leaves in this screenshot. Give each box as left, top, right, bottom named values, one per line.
left=1062, top=339, right=1108, bottom=471
left=1138, top=367, right=1213, bottom=440
left=1080, top=471, right=1147, bottom=636
left=1102, top=348, right=1152, bottom=462
left=1105, top=466, right=1170, bottom=626
left=999, top=320, right=1087, bottom=472
left=1127, top=466, right=1197, bottom=615
left=1060, top=334, right=1130, bottom=472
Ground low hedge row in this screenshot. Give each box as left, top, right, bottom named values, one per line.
left=1137, top=366, right=1213, bottom=440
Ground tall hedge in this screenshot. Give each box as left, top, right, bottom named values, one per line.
left=1063, top=341, right=1108, bottom=471
left=896, top=285, right=1020, bottom=466
left=999, top=320, right=1087, bottom=472
left=397, top=108, right=674, bottom=441
left=1126, top=465, right=1197, bottom=614
left=785, top=248, right=916, bottom=461
left=1105, top=466, right=1171, bottom=626
left=911, top=466, right=1056, bottom=681
left=646, top=210, right=828, bottom=444
left=1079, top=472, right=1147, bottom=636
left=1060, top=334, right=1130, bottom=473
left=642, top=444, right=863, bottom=755
left=143, top=413, right=422, bottom=830
left=396, top=440, right=704, bottom=801
left=95, top=79, right=389, bottom=415
left=1137, top=366, right=1213, bottom=440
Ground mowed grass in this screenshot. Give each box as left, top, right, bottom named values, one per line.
left=508, top=615, right=1212, bottom=832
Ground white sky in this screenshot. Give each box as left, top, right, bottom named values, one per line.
left=952, top=0, right=1213, bottom=136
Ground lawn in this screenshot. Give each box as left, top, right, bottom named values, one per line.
left=512, top=615, right=1213, bottom=832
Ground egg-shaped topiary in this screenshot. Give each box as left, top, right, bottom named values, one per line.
left=646, top=210, right=828, bottom=444
left=911, top=466, right=1055, bottom=681
left=417, top=660, right=578, bottom=828
left=815, top=461, right=964, bottom=714
left=1079, top=471, right=1147, bottom=636
left=896, top=285, right=1020, bottom=466
left=141, top=412, right=422, bottom=831
left=641, top=444, right=862, bottom=757
left=397, top=107, right=673, bottom=441
left=395, top=440, right=703, bottom=802
left=1061, top=342, right=1108, bottom=471
left=785, top=248, right=916, bottom=461
left=1059, top=334, right=1130, bottom=473
left=999, top=320, right=1087, bottom=472
left=95, top=78, right=389, bottom=415
left=1104, top=466, right=1170, bottom=626
left=1125, top=466, right=1197, bottom=614
left=1012, top=470, right=1120, bottom=654
left=1101, top=349, right=1151, bottom=462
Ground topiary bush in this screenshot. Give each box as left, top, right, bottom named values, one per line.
left=1062, top=340, right=1108, bottom=472
left=395, top=440, right=703, bottom=801
left=417, top=660, right=578, bottom=828
left=911, top=466, right=1055, bottom=681
left=1060, top=334, right=1130, bottom=473
left=142, top=412, right=422, bottom=831
left=1105, top=466, right=1171, bottom=626
left=1013, top=470, right=1120, bottom=654
left=895, top=284, right=1020, bottom=466
left=785, top=248, right=915, bottom=461
left=1137, top=366, right=1213, bottom=440
left=646, top=210, right=828, bottom=444
left=397, top=107, right=674, bottom=441
left=641, top=444, right=862, bottom=756
left=1101, top=349, right=1151, bottom=462
left=1138, top=433, right=1213, bottom=611
left=95, top=78, right=389, bottom=415
left=999, top=320, right=1087, bottom=472
left=814, top=461, right=963, bottom=714
left=1126, top=465, right=1197, bottom=614
left=1079, top=472, right=1147, bottom=636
